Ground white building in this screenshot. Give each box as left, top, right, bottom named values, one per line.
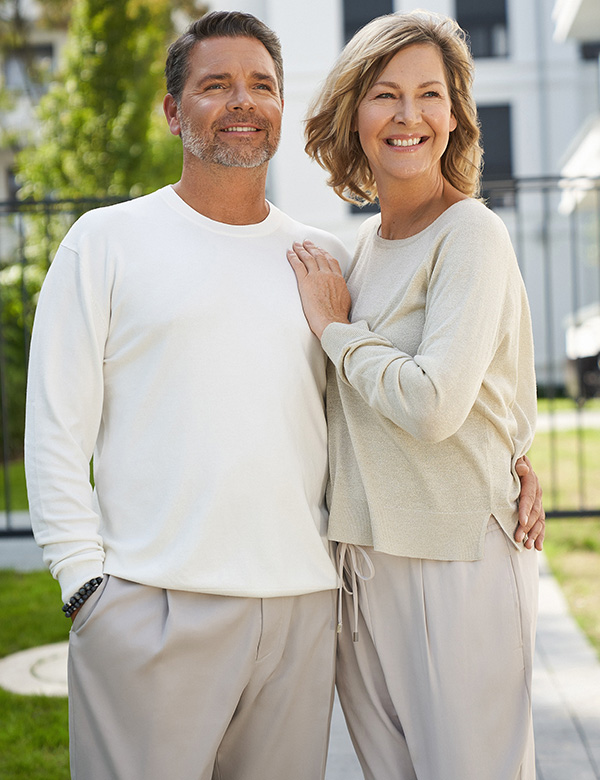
left=553, top=0, right=600, bottom=198
left=205, top=1, right=600, bottom=386
left=2, top=0, right=598, bottom=385
left=552, top=0, right=600, bottom=398
left=208, top=0, right=597, bottom=252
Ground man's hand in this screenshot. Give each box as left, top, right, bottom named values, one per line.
left=514, top=454, right=545, bottom=550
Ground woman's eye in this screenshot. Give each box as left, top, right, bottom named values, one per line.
left=375, top=92, right=395, bottom=99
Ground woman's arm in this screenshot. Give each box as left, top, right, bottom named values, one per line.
left=287, top=238, right=545, bottom=549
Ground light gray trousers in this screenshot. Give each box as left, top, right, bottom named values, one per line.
left=68, top=576, right=337, bottom=780
left=336, top=519, right=539, bottom=780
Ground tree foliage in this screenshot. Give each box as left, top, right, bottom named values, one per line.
left=0, top=1, right=205, bottom=467
left=15, top=0, right=205, bottom=199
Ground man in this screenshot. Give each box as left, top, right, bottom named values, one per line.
left=25, top=11, right=544, bottom=780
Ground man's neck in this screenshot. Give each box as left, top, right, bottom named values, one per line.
left=173, top=158, right=270, bottom=225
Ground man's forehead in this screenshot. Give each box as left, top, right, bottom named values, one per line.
left=189, top=36, right=277, bottom=78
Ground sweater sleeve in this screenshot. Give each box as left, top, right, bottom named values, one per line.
left=25, top=240, right=108, bottom=603
left=321, top=213, right=525, bottom=443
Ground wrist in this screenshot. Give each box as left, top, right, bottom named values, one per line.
left=317, top=317, right=350, bottom=341
left=62, top=577, right=103, bottom=618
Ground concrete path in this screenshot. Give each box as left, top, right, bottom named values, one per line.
left=0, top=536, right=598, bottom=778
left=536, top=408, right=600, bottom=433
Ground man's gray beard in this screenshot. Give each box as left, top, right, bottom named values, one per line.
left=180, top=116, right=279, bottom=169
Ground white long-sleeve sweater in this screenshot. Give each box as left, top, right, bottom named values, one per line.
left=321, top=199, right=537, bottom=561
left=25, top=185, right=349, bottom=603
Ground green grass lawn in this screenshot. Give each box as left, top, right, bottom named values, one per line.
left=0, top=460, right=28, bottom=512
left=537, top=397, right=600, bottom=413
left=544, top=518, right=600, bottom=657
left=0, top=571, right=70, bottom=779
left=528, top=429, right=600, bottom=512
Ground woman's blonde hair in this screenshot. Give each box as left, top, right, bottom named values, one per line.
left=305, top=10, right=483, bottom=203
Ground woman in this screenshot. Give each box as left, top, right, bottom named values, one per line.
left=288, top=11, right=540, bottom=780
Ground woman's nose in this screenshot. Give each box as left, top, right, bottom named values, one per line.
left=394, top=98, right=418, bottom=125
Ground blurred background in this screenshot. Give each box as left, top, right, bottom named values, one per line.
left=1, top=0, right=600, bottom=524
left=0, top=3, right=598, bottom=778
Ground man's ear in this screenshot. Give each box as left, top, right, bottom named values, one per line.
left=163, top=94, right=181, bottom=137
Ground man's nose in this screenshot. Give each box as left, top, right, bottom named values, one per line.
left=227, top=85, right=256, bottom=111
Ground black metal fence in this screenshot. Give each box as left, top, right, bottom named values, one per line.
left=1, top=180, right=599, bottom=537
left=0, top=196, right=126, bottom=537
left=481, top=177, right=600, bottom=518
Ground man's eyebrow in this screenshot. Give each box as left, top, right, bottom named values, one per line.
left=252, top=72, right=277, bottom=86
left=196, top=72, right=231, bottom=87
left=195, top=72, right=278, bottom=88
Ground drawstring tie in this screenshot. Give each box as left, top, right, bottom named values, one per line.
left=336, top=543, right=375, bottom=642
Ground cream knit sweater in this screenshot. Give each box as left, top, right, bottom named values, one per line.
left=321, top=198, right=536, bottom=561
left=25, top=186, right=349, bottom=603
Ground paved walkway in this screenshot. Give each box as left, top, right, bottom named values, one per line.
left=536, top=408, right=600, bottom=433
left=0, top=536, right=598, bottom=778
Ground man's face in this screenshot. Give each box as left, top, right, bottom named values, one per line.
left=173, top=36, right=283, bottom=169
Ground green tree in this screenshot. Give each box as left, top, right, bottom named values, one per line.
left=0, top=1, right=203, bottom=469
left=15, top=0, right=198, bottom=199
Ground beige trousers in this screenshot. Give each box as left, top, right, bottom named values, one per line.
left=336, top=519, right=539, bottom=780
left=68, top=576, right=337, bottom=780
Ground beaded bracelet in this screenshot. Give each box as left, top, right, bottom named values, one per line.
left=62, top=577, right=103, bottom=618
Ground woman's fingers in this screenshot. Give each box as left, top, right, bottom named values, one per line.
left=292, top=241, right=343, bottom=275
left=514, top=454, right=545, bottom=550
left=286, top=241, right=351, bottom=339
left=286, top=247, right=308, bottom=279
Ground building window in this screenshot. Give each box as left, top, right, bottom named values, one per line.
left=455, top=0, right=508, bottom=58
left=478, top=104, right=514, bottom=206
left=343, top=0, right=394, bottom=43
left=350, top=199, right=380, bottom=216
left=3, top=43, right=54, bottom=97
left=580, top=42, right=600, bottom=61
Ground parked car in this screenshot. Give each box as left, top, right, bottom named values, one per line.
left=564, top=304, right=600, bottom=402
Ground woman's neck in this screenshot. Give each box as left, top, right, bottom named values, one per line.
left=377, top=175, right=466, bottom=240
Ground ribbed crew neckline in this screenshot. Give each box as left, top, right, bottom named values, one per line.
left=159, top=184, right=283, bottom=237
left=373, top=198, right=475, bottom=247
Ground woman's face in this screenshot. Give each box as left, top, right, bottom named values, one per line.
left=356, top=43, right=457, bottom=191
